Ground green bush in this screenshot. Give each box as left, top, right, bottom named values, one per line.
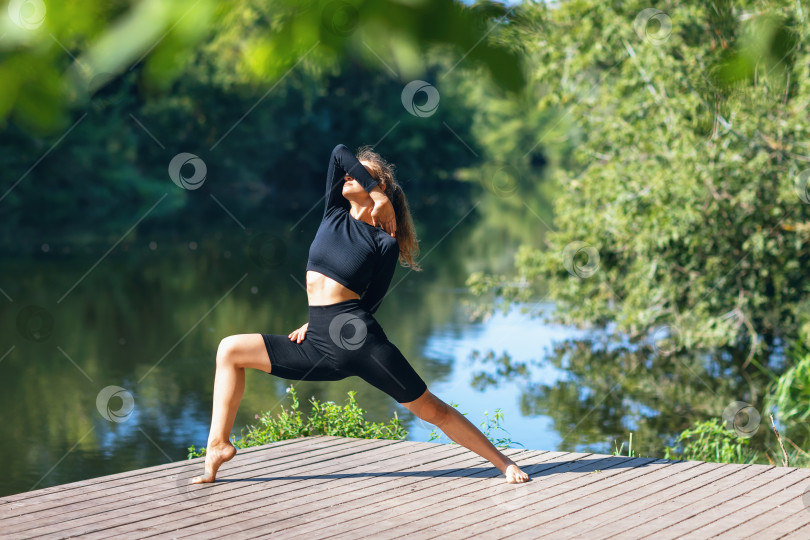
left=764, top=345, right=810, bottom=431
left=663, top=419, right=759, bottom=465
left=188, top=385, right=407, bottom=458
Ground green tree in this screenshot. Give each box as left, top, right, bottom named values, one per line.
left=466, top=0, right=810, bottom=368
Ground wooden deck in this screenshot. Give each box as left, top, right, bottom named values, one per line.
left=2, top=435, right=810, bottom=538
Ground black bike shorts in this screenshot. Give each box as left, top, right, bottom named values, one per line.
left=261, top=299, right=428, bottom=404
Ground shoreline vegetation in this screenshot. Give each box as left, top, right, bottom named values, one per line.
left=188, top=385, right=522, bottom=459
left=190, top=347, right=810, bottom=469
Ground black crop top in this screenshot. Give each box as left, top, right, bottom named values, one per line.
left=306, top=144, right=400, bottom=314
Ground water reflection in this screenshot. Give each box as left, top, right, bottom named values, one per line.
left=414, top=302, right=586, bottom=451
left=499, top=328, right=774, bottom=459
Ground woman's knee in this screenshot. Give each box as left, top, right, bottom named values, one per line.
left=216, top=336, right=239, bottom=368
left=216, top=334, right=272, bottom=372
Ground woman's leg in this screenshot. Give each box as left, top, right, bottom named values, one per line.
left=193, top=333, right=272, bottom=484
left=401, top=389, right=531, bottom=483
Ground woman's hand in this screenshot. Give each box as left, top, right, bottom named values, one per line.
left=288, top=322, right=308, bottom=343
left=369, top=187, right=396, bottom=237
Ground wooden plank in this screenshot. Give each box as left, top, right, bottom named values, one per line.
left=679, top=469, right=810, bottom=538
left=508, top=460, right=735, bottom=539
left=4, top=435, right=807, bottom=539
left=0, top=435, right=321, bottom=506
left=589, top=464, right=782, bottom=537
left=249, top=449, right=554, bottom=540
left=777, top=513, right=810, bottom=540
left=13, top=437, right=405, bottom=537
left=252, top=450, right=555, bottom=540
left=192, top=449, right=554, bottom=540
left=708, top=488, right=810, bottom=538
left=642, top=467, right=803, bottom=538
left=548, top=461, right=764, bottom=536
left=60, top=438, right=458, bottom=538
left=691, top=501, right=806, bottom=539
left=369, top=454, right=662, bottom=540
left=152, top=447, right=537, bottom=539
left=573, top=462, right=765, bottom=537
left=0, top=436, right=370, bottom=530
left=0, top=434, right=325, bottom=515
left=433, top=458, right=699, bottom=539
left=105, top=440, right=474, bottom=539
left=14, top=437, right=400, bottom=537
left=316, top=451, right=604, bottom=540
left=0, top=435, right=358, bottom=524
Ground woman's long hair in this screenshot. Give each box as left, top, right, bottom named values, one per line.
left=356, top=146, right=422, bottom=271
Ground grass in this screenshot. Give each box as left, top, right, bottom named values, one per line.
left=188, top=385, right=407, bottom=458
left=188, top=385, right=523, bottom=458
left=613, top=418, right=810, bottom=468
left=612, top=432, right=640, bottom=458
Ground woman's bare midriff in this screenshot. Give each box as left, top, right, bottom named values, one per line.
left=306, top=270, right=362, bottom=306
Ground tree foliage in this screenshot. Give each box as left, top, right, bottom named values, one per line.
left=467, top=0, right=810, bottom=365
left=0, top=0, right=526, bottom=134
left=0, top=0, right=530, bottom=249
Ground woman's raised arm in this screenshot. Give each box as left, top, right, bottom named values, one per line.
left=323, top=144, right=380, bottom=218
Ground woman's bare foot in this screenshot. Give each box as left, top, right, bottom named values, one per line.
left=504, top=462, right=530, bottom=483
left=191, top=440, right=236, bottom=484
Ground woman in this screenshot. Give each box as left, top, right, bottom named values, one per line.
left=192, top=144, right=530, bottom=484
